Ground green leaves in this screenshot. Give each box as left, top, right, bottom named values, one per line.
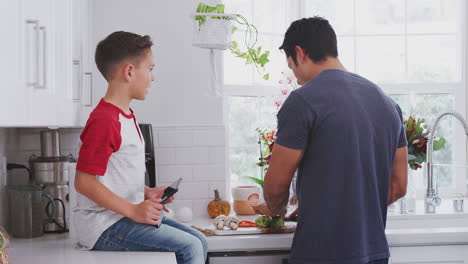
left=195, top=3, right=230, bottom=27
left=243, top=176, right=264, bottom=187
left=433, top=137, right=446, bottom=151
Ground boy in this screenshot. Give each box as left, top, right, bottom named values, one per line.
left=74, top=31, right=208, bottom=264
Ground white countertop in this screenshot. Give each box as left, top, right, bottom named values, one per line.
left=9, top=234, right=177, bottom=264
left=8, top=214, right=468, bottom=264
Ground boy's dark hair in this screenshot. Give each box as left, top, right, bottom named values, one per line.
left=95, top=31, right=153, bottom=80
left=279, top=16, right=338, bottom=65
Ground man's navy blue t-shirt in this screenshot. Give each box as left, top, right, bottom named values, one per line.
left=276, top=69, right=407, bottom=264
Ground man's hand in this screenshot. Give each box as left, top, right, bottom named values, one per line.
left=252, top=203, right=286, bottom=217
left=129, top=199, right=164, bottom=225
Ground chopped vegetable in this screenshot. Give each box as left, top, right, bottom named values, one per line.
left=238, top=220, right=257, bottom=228
left=224, top=215, right=240, bottom=230
left=255, top=216, right=272, bottom=228
left=270, top=216, right=285, bottom=229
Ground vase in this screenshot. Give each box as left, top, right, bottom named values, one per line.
left=404, top=165, right=421, bottom=213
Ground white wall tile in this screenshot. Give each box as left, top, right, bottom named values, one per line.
left=193, top=164, right=226, bottom=182
left=18, top=133, right=40, bottom=151
left=158, top=130, right=193, bottom=147
left=175, top=148, right=210, bottom=165
left=158, top=165, right=193, bottom=183
left=193, top=129, right=225, bottom=147
left=60, top=131, right=81, bottom=151
left=209, top=147, right=226, bottom=164
left=192, top=199, right=212, bottom=217
left=165, top=199, right=193, bottom=213
left=169, top=182, right=210, bottom=200
left=155, top=148, right=176, bottom=165
left=209, top=181, right=228, bottom=200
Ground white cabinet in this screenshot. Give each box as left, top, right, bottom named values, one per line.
left=72, top=0, right=95, bottom=127
left=390, top=245, right=468, bottom=264
left=0, top=0, right=29, bottom=126
left=0, top=0, right=78, bottom=127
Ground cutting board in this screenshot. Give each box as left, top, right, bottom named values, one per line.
left=211, top=221, right=296, bottom=236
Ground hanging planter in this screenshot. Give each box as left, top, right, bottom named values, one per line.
left=192, top=6, right=236, bottom=50
left=192, top=1, right=271, bottom=96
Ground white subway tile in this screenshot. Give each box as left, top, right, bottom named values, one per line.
left=155, top=148, right=176, bottom=165
left=209, top=147, right=226, bottom=164
left=192, top=199, right=212, bottom=217
left=19, top=133, right=40, bottom=151
left=152, top=127, right=159, bottom=147
left=193, top=129, right=225, bottom=147
left=165, top=199, right=193, bottom=212
left=158, top=165, right=193, bottom=183
left=193, top=165, right=226, bottom=182
left=158, top=130, right=193, bottom=147
left=60, top=131, right=81, bottom=151
left=209, top=181, right=228, bottom=200
left=175, top=182, right=210, bottom=200
left=175, top=148, right=210, bottom=165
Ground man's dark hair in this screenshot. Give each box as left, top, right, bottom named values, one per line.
left=95, top=31, right=153, bottom=80
left=279, top=16, right=338, bottom=65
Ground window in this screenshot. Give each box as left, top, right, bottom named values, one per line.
left=224, top=0, right=467, bottom=198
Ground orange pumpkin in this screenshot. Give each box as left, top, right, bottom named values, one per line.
left=207, top=189, right=231, bottom=218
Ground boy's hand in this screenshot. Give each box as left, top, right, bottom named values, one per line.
left=145, top=186, right=175, bottom=208
left=130, top=199, right=164, bottom=225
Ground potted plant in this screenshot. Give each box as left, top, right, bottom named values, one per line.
left=193, top=2, right=270, bottom=80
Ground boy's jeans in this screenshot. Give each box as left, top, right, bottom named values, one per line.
left=93, top=216, right=208, bottom=264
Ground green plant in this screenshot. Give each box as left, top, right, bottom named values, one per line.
left=405, top=116, right=446, bottom=170
left=195, top=2, right=270, bottom=80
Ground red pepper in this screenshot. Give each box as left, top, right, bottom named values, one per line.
left=238, top=220, right=257, bottom=228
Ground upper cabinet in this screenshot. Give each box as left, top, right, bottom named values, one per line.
left=0, top=0, right=93, bottom=127
left=71, top=0, right=95, bottom=127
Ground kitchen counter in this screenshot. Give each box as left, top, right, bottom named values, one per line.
left=9, top=234, right=177, bottom=264
left=8, top=214, right=468, bottom=264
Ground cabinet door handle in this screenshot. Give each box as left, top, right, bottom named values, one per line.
left=25, top=20, right=39, bottom=87
left=36, top=26, right=47, bottom=89
left=83, top=72, right=93, bottom=106
left=73, top=60, right=81, bottom=102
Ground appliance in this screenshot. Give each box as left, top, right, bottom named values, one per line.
left=6, top=185, right=55, bottom=238
left=138, top=124, right=156, bottom=188
left=28, top=129, right=71, bottom=233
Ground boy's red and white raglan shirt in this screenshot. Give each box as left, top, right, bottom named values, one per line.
left=74, top=98, right=146, bottom=249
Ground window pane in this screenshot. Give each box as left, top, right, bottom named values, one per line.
left=337, top=36, right=355, bottom=72
left=356, top=36, right=405, bottom=83
left=302, top=0, right=354, bottom=35
left=252, top=0, right=291, bottom=34
left=407, top=0, right=459, bottom=34
left=229, top=146, right=258, bottom=188
left=224, top=0, right=253, bottom=22
left=256, top=35, right=289, bottom=86
left=356, top=0, right=405, bottom=34
left=409, top=94, right=455, bottom=188
left=407, top=35, right=460, bottom=83
left=227, top=97, right=258, bottom=147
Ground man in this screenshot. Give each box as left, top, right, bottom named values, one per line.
left=253, top=17, right=408, bottom=264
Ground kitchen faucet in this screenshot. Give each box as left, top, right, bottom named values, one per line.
left=426, top=112, right=468, bottom=213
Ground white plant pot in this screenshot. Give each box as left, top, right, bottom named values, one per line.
left=192, top=18, right=233, bottom=50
